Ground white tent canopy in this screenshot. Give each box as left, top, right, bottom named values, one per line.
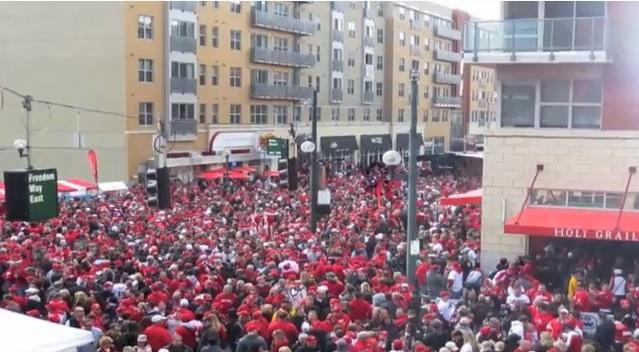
left=98, top=181, right=128, bottom=192
left=0, top=309, right=95, bottom=352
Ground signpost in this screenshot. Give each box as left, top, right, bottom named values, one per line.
left=5, top=168, right=59, bottom=221
left=266, top=138, right=284, bottom=157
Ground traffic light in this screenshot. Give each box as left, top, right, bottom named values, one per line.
left=278, top=159, right=289, bottom=189
left=146, top=167, right=171, bottom=209
left=146, top=169, right=158, bottom=208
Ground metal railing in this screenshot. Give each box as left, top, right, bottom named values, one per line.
left=434, top=49, right=462, bottom=62
left=251, top=48, right=315, bottom=68
left=332, top=30, right=344, bottom=42
left=170, top=35, right=196, bottom=53
left=463, top=16, right=607, bottom=54
left=170, top=119, right=197, bottom=136
left=331, top=89, right=343, bottom=102
left=410, top=45, right=421, bottom=57
left=432, top=95, right=462, bottom=108
left=170, top=77, right=197, bottom=94
left=363, top=91, right=374, bottom=104
left=364, top=36, right=375, bottom=48
left=434, top=24, right=462, bottom=41
left=332, top=59, right=344, bottom=72
left=252, top=9, right=315, bottom=35
left=170, top=1, right=197, bottom=12
left=250, top=83, right=314, bottom=101
left=434, top=72, right=462, bottom=85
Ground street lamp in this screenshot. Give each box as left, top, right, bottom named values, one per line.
left=382, top=150, right=402, bottom=179
left=406, top=70, right=419, bottom=286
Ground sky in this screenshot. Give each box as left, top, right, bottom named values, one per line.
left=430, top=0, right=502, bottom=20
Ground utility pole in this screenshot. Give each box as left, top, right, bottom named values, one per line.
left=22, top=95, right=33, bottom=170
left=310, top=90, right=319, bottom=233
left=407, top=71, right=419, bottom=285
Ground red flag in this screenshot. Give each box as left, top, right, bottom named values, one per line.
left=376, top=180, right=383, bottom=209
left=87, top=149, right=98, bottom=184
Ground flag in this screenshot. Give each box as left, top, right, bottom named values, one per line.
left=376, top=180, right=383, bottom=209
left=87, top=149, right=98, bottom=184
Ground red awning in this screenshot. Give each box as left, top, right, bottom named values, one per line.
left=228, top=171, right=250, bottom=180
left=504, top=207, right=639, bottom=242
left=198, top=170, right=225, bottom=180
left=264, top=170, right=279, bottom=178
left=65, top=178, right=98, bottom=190
left=57, top=181, right=78, bottom=193
left=232, top=165, right=256, bottom=174
left=440, top=188, right=482, bottom=206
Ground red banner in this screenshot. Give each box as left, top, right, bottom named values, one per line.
left=87, top=149, right=98, bottom=184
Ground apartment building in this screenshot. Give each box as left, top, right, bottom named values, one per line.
left=464, top=1, right=639, bottom=269
left=462, top=64, right=497, bottom=149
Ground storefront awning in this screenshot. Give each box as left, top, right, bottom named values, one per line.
left=504, top=207, right=639, bottom=242
left=440, top=188, right=482, bottom=206
left=360, top=134, right=392, bottom=153
left=396, top=133, right=424, bottom=150
left=320, top=136, right=358, bottom=152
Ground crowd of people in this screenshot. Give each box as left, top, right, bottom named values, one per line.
left=1, top=163, right=639, bottom=352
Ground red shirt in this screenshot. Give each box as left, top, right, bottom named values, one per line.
left=615, top=321, right=631, bottom=343
left=144, top=324, right=173, bottom=352
left=348, top=298, right=372, bottom=321
left=267, top=319, right=299, bottom=343
left=175, top=325, right=197, bottom=350
left=573, top=289, right=593, bottom=312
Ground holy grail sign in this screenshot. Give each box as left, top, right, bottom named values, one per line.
left=4, top=168, right=59, bottom=222
left=553, top=227, right=639, bottom=242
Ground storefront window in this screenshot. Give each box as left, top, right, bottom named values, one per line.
left=531, top=189, right=639, bottom=210
left=501, top=83, right=535, bottom=127
left=567, top=191, right=604, bottom=208
left=531, top=189, right=567, bottom=206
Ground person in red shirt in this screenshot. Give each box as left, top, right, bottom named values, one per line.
left=174, top=315, right=197, bottom=350
left=321, top=272, right=344, bottom=298
left=348, top=292, right=372, bottom=322
left=572, top=282, right=594, bottom=312
left=267, top=310, right=299, bottom=343
left=326, top=298, right=351, bottom=332
left=144, top=315, right=173, bottom=352
left=563, top=320, right=583, bottom=352
left=305, top=310, right=332, bottom=333
left=614, top=312, right=632, bottom=347
left=245, top=311, right=270, bottom=340
left=547, top=308, right=570, bottom=340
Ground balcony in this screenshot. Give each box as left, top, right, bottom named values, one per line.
left=170, top=77, right=197, bottom=94
left=170, top=35, right=196, bottom=53
left=332, top=30, right=344, bottom=42
left=432, top=95, right=462, bottom=108
left=252, top=9, right=315, bottom=36
left=170, top=119, right=197, bottom=137
left=433, top=72, right=462, bottom=85
left=434, top=24, right=462, bottom=41
left=463, top=16, right=609, bottom=64
left=410, top=45, right=421, bottom=57
left=332, top=59, right=344, bottom=72
left=331, top=89, right=343, bottom=103
left=170, top=1, right=196, bottom=12
left=251, top=48, right=315, bottom=68
left=434, top=49, right=462, bottom=62
left=363, top=91, right=374, bottom=104
left=364, top=36, right=375, bottom=48
left=251, top=83, right=314, bottom=101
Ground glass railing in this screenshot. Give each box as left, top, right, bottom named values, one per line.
left=251, top=48, right=315, bottom=68
left=252, top=9, right=315, bottom=36
left=464, top=16, right=607, bottom=53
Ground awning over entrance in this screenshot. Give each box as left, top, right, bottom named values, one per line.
left=396, top=133, right=424, bottom=150
left=320, top=136, right=358, bottom=152
left=504, top=207, right=639, bottom=242
left=360, top=134, right=392, bottom=153
left=440, top=188, right=482, bottom=206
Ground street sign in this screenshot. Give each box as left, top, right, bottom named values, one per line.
left=4, top=168, right=59, bottom=221
left=266, top=138, right=283, bottom=156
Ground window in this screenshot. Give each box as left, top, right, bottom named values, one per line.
left=501, top=83, right=535, bottom=127
left=331, top=108, right=340, bottom=121
left=377, top=4, right=384, bottom=17
left=432, top=109, right=440, bottom=122
left=274, top=2, right=289, bottom=16
left=230, top=0, right=241, bottom=13
left=211, top=65, right=219, bottom=85
left=230, top=30, right=241, bottom=50
left=199, top=104, right=206, bottom=124
left=432, top=137, right=445, bottom=155
left=348, top=22, right=356, bottom=38
left=211, top=27, right=219, bottom=47
left=250, top=105, right=268, bottom=124
left=376, top=82, right=383, bottom=97
left=363, top=109, right=370, bottom=121
left=199, top=25, right=207, bottom=46
left=364, top=81, right=373, bottom=95
left=377, top=29, right=384, bottom=44
left=333, top=48, right=342, bottom=60
left=171, top=62, right=194, bottom=78
left=398, top=109, right=405, bottom=122
left=423, top=62, right=429, bottom=75
left=230, top=67, right=242, bottom=87
left=399, top=7, right=405, bottom=20
left=423, top=85, right=429, bottom=99
left=538, top=79, right=602, bottom=128
left=274, top=37, right=288, bottom=51
left=442, top=109, right=449, bottom=122
left=399, top=58, right=405, bottom=72
left=540, top=80, right=570, bottom=127
left=138, top=102, right=153, bottom=125
left=423, top=109, right=429, bottom=122
left=309, top=107, right=322, bottom=121
left=213, top=1, right=219, bottom=8
left=347, top=58, right=355, bottom=67
left=171, top=20, right=194, bottom=38
left=211, top=104, right=219, bottom=124
left=398, top=83, right=405, bottom=97
left=411, top=60, right=419, bottom=72
left=365, top=53, right=373, bottom=66
left=347, top=79, right=355, bottom=95
left=138, top=15, right=153, bottom=39
left=376, top=109, right=383, bottom=121
left=349, top=1, right=356, bottom=9
left=316, top=76, right=320, bottom=92
left=294, top=106, right=301, bottom=122
left=348, top=108, right=355, bottom=121
left=253, top=69, right=268, bottom=84
left=376, top=55, right=383, bottom=70
left=399, top=32, right=406, bottom=46
left=572, top=79, right=602, bottom=128
left=274, top=106, right=288, bottom=124
left=138, top=59, right=153, bottom=82
left=307, top=75, right=313, bottom=88
left=230, top=104, right=241, bottom=124
left=171, top=103, right=195, bottom=120
left=273, top=71, right=288, bottom=86
left=199, top=64, right=206, bottom=85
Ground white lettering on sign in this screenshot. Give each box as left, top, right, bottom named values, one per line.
left=28, top=172, right=55, bottom=183
left=553, top=228, right=639, bottom=242
left=371, top=137, right=383, bottom=144
left=27, top=171, right=55, bottom=205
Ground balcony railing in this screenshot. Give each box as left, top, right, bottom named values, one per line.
left=251, top=48, right=315, bottom=68
left=363, top=91, right=374, bottom=104
left=170, top=119, right=197, bottom=136
left=332, top=30, right=344, bottom=42
left=170, top=35, right=196, bottom=53
left=463, top=16, right=607, bottom=55
left=410, top=45, right=421, bottom=57
left=364, top=36, right=375, bottom=48
left=433, top=95, right=462, bottom=108
left=433, top=72, right=462, bottom=85
left=170, top=1, right=197, bottom=12
left=332, top=59, right=344, bottom=72
left=251, top=83, right=314, bottom=101
left=434, top=24, right=462, bottom=41
left=331, top=89, right=343, bottom=102
left=434, top=49, right=462, bottom=62
left=170, top=77, right=197, bottom=94
left=252, top=9, right=315, bottom=36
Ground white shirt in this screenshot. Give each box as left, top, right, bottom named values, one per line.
left=506, top=294, right=530, bottom=310
left=611, top=276, right=626, bottom=296
left=437, top=299, right=455, bottom=322
left=448, top=269, right=463, bottom=293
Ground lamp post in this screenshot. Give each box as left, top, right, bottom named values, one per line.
left=309, top=90, right=319, bottom=233
left=13, top=139, right=29, bottom=169
left=382, top=150, right=402, bottom=179
left=406, top=70, right=419, bottom=286
left=222, top=150, right=230, bottom=187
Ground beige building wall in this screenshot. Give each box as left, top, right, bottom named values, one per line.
left=0, top=2, right=127, bottom=181
left=467, top=65, right=497, bottom=136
